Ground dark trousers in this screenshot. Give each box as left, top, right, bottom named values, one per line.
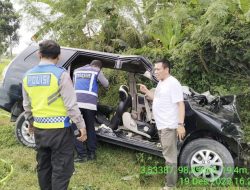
left=34, top=127, right=74, bottom=190
left=74, top=108, right=96, bottom=157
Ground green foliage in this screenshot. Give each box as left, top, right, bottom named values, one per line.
left=99, top=69, right=128, bottom=106
left=239, top=0, right=250, bottom=14
left=127, top=0, right=250, bottom=141
left=0, top=160, right=11, bottom=182
left=136, top=152, right=164, bottom=167
left=126, top=46, right=168, bottom=62
left=85, top=0, right=147, bottom=52
left=0, top=0, right=19, bottom=55
left=22, top=0, right=88, bottom=48
left=236, top=94, right=250, bottom=142
left=171, top=0, right=250, bottom=94
left=0, top=110, right=17, bottom=148
left=169, top=0, right=250, bottom=140
left=146, top=2, right=189, bottom=50
left=23, top=0, right=146, bottom=52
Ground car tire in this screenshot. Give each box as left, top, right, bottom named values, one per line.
left=15, top=112, right=36, bottom=148
left=179, top=138, right=234, bottom=182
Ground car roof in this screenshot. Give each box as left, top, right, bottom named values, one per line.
left=21, top=45, right=154, bottom=74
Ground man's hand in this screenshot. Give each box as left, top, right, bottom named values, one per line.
left=138, top=84, right=149, bottom=94
left=138, top=84, right=154, bottom=100
left=177, top=125, right=186, bottom=141
left=77, top=128, right=87, bottom=142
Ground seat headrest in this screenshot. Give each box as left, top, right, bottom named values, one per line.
left=119, top=85, right=129, bottom=93
left=119, top=85, right=129, bottom=101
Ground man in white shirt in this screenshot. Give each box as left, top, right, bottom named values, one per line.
left=139, top=59, right=185, bottom=190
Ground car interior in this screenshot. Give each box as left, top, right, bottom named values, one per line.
left=66, top=53, right=158, bottom=141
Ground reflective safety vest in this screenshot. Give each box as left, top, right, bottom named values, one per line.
left=23, top=64, right=70, bottom=129
left=73, top=64, right=100, bottom=110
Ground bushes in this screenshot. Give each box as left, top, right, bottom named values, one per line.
left=126, top=1, right=250, bottom=141
left=237, top=94, right=250, bottom=141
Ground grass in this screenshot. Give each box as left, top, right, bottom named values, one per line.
left=0, top=110, right=163, bottom=190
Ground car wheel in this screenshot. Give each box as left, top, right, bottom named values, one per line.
left=15, top=112, right=36, bottom=148
left=179, top=138, right=234, bottom=182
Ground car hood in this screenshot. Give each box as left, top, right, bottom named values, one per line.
left=184, top=87, right=243, bottom=139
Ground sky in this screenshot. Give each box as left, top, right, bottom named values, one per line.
left=11, top=0, right=63, bottom=54
left=11, top=1, right=36, bottom=54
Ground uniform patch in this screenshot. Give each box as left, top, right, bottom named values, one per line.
left=27, top=74, right=51, bottom=86
left=75, top=73, right=92, bottom=79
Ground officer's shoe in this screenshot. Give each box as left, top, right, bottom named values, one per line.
left=88, top=152, right=96, bottom=161
left=74, top=156, right=88, bottom=163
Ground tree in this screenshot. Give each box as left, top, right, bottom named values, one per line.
left=0, top=0, right=19, bottom=56
left=171, top=0, right=250, bottom=94
left=21, top=0, right=148, bottom=52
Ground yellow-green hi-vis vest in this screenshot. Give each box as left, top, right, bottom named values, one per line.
left=23, top=64, right=70, bottom=129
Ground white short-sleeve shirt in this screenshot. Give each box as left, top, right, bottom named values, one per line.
left=152, top=76, right=183, bottom=130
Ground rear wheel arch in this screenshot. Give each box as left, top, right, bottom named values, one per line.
left=15, top=111, right=36, bottom=147
left=10, top=101, right=24, bottom=122
left=179, top=130, right=238, bottom=159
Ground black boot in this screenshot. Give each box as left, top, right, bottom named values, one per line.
left=74, top=155, right=88, bottom=163
left=88, top=152, right=96, bottom=160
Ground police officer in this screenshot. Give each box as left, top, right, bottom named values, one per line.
left=73, top=60, right=109, bottom=162
left=22, top=40, right=87, bottom=190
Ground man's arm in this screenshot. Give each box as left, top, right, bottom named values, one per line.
left=139, top=84, right=154, bottom=100
left=22, top=86, right=33, bottom=122
left=170, top=80, right=185, bottom=140
left=177, top=101, right=185, bottom=124
left=97, top=70, right=109, bottom=89
left=59, top=72, right=87, bottom=141
left=177, top=101, right=185, bottom=141
left=22, top=85, right=34, bottom=134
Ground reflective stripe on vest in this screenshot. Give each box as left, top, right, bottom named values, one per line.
left=23, top=64, right=70, bottom=129
left=34, top=116, right=67, bottom=123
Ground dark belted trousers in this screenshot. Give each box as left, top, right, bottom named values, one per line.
left=73, top=108, right=96, bottom=157
left=34, top=127, right=74, bottom=190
